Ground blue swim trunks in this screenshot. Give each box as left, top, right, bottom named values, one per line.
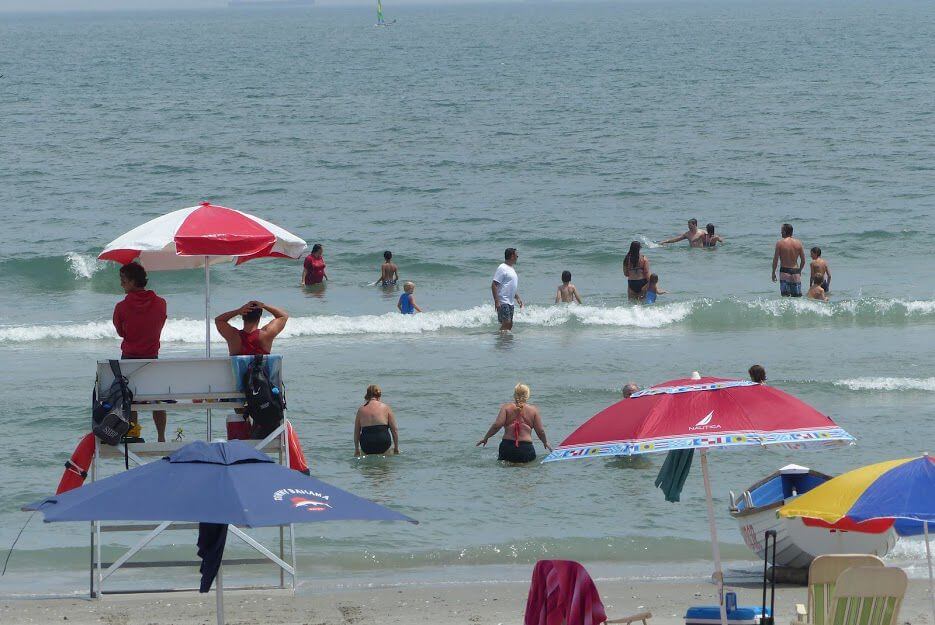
left=779, top=267, right=802, bottom=297
left=497, top=303, right=514, bottom=323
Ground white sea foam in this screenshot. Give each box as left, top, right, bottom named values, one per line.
left=0, top=303, right=695, bottom=344
left=638, top=235, right=662, bottom=249
left=834, top=377, right=935, bottom=392
left=64, top=252, right=104, bottom=280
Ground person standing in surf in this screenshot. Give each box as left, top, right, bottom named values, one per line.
left=215, top=300, right=289, bottom=355
left=113, top=262, right=168, bottom=442
left=809, top=246, right=831, bottom=294
left=623, top=240, right=650, bottom=300
left=375, top=250, right=399, bottom=287
left=771, top=223, right=806, bottom=297
left=354, top=384, right=399, bottom=456
left=302, top=243, right=327, bottom=286
left=476, top=383, right=552, bottom=464
left=492, top=247, right=523, bottom=332
left=660, top=218, right=705, bottom=248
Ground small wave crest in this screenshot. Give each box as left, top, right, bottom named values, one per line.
left=638, top=235, right=662, bottom=249
left=833, top=377, right=935, bottom=392
left=1, top=297, right=932, bottom=344
left=64, top=252, right=104, bottom=280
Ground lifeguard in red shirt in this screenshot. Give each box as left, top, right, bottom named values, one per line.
left=113, top=262, right=168, bottom=441
left=215, top=301, right=289, bottom=356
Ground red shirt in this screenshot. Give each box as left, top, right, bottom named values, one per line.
left=113, top=290, right=167, bottom=358
left=303, top=254, right=326, bottom=285
left=237, top=329, right=269, bottom=355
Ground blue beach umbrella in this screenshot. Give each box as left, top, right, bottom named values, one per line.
left=779, top=454, right=934, bottom=620
left=25, top=440, right=416, bottom=625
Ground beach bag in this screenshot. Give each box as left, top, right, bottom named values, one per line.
left=242, top=355, right=284, bottom=440
left=92, top=360, right=132, bottom=446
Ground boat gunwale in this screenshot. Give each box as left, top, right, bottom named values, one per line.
left=729, top=468, right=832, bottom=519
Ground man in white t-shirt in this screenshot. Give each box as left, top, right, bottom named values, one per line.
left=491, top=247, right=524, bottom=332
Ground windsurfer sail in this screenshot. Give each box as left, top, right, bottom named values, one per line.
left=376, top=0, right=385, bottom=25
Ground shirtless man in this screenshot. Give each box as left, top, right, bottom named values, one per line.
left=215, top=300, right=289, bottom=355
left=660, top=218, right=705, bottom=248
left=809, top=247, right=831, bottom=294
left=375, top=250, right=399, bottom=287
left=771, top=223, right=806, bottom=297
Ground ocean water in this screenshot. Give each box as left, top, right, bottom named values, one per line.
left=1, top=0, right=935, bottom=596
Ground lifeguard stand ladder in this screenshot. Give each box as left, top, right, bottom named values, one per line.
left=89, top=357, right=296, bottom=598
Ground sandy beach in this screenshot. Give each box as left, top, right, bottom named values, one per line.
left=1, top=578, right=932, bottom=625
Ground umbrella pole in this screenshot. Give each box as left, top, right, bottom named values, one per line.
left=925, top=520, right=934, bottom=622
left=216, top=564, right=225, bottom=625
left=700, top=449, right=728, bottom=625
left=204, top=258, right=211, bottom=358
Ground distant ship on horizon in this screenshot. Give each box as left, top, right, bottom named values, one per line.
left=228, top=0, right=315, bottom=8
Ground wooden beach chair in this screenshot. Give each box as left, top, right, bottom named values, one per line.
left=793, top=554, right=884, bottom=625
left=824, top=566, right=907, bottom=625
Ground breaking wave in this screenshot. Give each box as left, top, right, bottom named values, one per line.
left=64, top=252, right=104, bottom=280
left=833, top=377, right=935, bottom=392
left=1, top=297, right=933, bottom=344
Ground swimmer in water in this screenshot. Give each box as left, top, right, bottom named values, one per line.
left=555, top=270, right=583, bottom=304
left=375, top=250, right=399, bottom=287
left=771, top=223, right=806, bottom=297
left=748, top=364, right=766, bottom=384
left=807, top=274, right=829, bottom=301
left=702, top=223, right=723, bottom=248
left=397, top=281, right=422, bottom=314
left=640, top=273, right=666, bottom=304
left=660, top=218, right=705, bottom=248
left=354, top=384, right=399, bottom=456
left=623, top=240, right=650, bottom=300
left=809, top=247, right=831, bottom=294
left=622, top=382, right=640, bottom=398
left=476, top=383, right=552, bottom=464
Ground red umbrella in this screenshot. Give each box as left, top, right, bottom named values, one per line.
left=544, top=374, right=854, bottom=625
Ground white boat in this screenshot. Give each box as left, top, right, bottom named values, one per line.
left=729, top=464, right=898, bottom=569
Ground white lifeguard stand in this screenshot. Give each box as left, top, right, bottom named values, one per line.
left=88, top=357, right=296, bottom=598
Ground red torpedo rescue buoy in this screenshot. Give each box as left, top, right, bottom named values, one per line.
left=56, top=433, right=96, bottom=494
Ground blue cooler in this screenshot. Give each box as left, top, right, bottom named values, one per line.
left=684, top=606, right=769, bottom=625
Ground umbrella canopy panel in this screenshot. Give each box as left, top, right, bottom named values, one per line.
left=98, top=202, right=307, bottom=270
left=26, top=441, right=416, bottom=527
left=545, top=377, right=853, bottom=462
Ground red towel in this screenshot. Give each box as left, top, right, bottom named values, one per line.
left=524, top=560, right=608, bottom=625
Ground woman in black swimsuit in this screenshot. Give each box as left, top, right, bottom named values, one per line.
left=476, top=383, right=552, bottom=464
left=354, top=384, right=400, bottom=456
left=623, top=240, right=650, bottom=300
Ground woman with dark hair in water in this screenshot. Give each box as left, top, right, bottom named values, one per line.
left=354, top=384, right=399, bottom=456
left=476, top=383, right=552, bottom=464
left=748, top=365, right=767, bottom=384
left=623, top=240, right=650, bottom=300
left=302, top=243, right=327, bottom=286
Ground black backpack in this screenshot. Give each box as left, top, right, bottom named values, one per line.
left=92, top=360, right=133, bottom=446
left=242, top=355, right=284, bottom=439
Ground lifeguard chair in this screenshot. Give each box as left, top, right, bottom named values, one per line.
left=88, top=356, right=297, bottom=597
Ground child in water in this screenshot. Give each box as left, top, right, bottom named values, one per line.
left=640, top=274, right=666, bottom=304
left=809, top=247, right=831, bottom=294
left=397, top=281, right=422, bottom=314
left=375, top=251, right=399, bottom=287
left=555, top=270, right=583, bottom=304
left=807, top=274, right=829, bottom=301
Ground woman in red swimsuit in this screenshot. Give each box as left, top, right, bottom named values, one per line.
left=302, top=243, right=328, bottom=286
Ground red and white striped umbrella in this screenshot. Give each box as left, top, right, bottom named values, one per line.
left=99, top=202, right=307, bottom=270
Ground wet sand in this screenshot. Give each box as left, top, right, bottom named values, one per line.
left=1, top=578, right=932, bottom=625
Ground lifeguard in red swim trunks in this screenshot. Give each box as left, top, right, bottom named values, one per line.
left=215, top=300, right=289, bottom=355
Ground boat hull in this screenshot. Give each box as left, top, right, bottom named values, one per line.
left=733, top=508, right=897, bottom=568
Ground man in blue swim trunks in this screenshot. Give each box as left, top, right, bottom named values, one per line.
left=492, top=248, right=524, bottom=332
left=771, top=223, right=806, bottom=297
